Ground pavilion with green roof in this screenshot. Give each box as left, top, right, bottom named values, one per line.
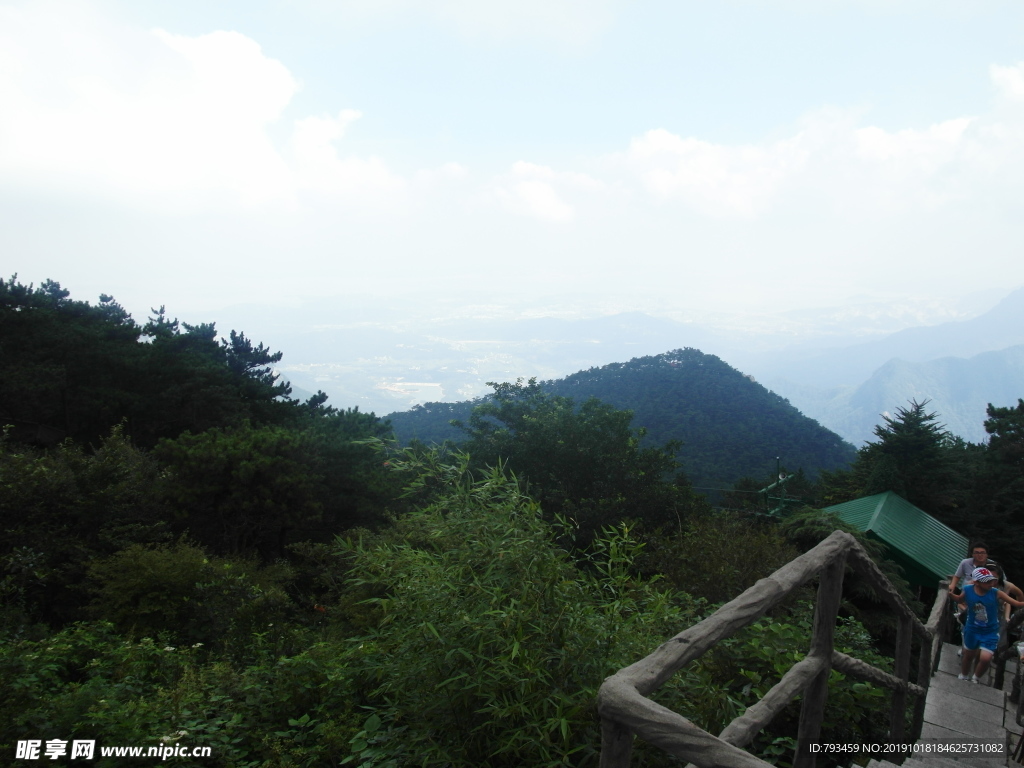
left=823, top=491, right=968, bottom=590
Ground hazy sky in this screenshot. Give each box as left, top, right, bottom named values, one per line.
left=4, top=0, right=1024, bottom=324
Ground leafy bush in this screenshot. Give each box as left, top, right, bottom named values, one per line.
left=86, top=539, right=299, bottom=656
left=0, top=620, right=361, bottom=767
left=1, top=444, right=898, bottom=768
left=334, top=451, right=896, bottom=767
left=0, top=427, right=169, bottom=630
left=638, top=511, right=803, bottom=604
left=338, top=455, right=701, bottom=767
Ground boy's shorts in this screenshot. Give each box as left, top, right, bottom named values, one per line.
left=963, top=625, right=1000, bottom=653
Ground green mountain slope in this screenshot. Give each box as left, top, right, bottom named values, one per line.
left=388, top=348, right=856, bottom=487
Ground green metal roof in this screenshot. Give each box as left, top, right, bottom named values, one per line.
left=823, top=491, right=968, bottom=589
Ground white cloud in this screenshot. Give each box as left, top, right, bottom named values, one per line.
left=490, top=161, right=605, bottom=222
left=0, top=5, right=300, bottom=208
left=990, top=62, right=1024, bottom=101
left=289, top=110, right=406, bottom=200
left=610, top=91, right=1024, bottom=219
left=414, top=162, right=470, bottom=184
left=0, top=3, right=413, bottom=211
left=4, top=0, right=1024, bottom=291
left=854, top=118, right=971, bottom=166
left=619, top=128, right=811, bottom=217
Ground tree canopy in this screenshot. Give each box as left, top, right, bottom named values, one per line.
left=455, top=378, right=705, bottom=535
left=0, top=276, right=311, bottom=448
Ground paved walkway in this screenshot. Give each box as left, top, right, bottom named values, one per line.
left=867, top=643, right=1022, bottom=767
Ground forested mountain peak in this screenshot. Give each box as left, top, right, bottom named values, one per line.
left=389, top=347, right=856, bottom=486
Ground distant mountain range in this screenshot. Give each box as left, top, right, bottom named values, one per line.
left=221, top=286, right=1024, bottom=448
left=387, top=349, right=857, bottom=488
left=767, top=345, right=1024, bottom=445
left=749, top=287, right=1024, bottom=389
left=755, top=288, right=1024, bottom=443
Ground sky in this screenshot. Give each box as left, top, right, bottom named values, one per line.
left=3, top=0, right=1024, bottom=328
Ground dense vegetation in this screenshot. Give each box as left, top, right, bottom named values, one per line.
left=388, top=349, right=857, bottom=487
left=816, top=398, right=1024, bottom=580
left=3, top=276, right=1023, bottom=767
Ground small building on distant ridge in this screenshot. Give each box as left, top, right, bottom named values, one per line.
left=823, top=491, right=968, bottom=590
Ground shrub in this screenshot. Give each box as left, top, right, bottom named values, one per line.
left=0, top=621, right=362, bottom=767
left=338, top=457, right=701, bottom=767
left=86, top=539, right=298, bottom=655
left=335, top=452, right=896, bottom=767
left=638, top=511, right=802, bottom=604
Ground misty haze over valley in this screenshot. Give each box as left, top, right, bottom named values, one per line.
left=207, top=285, right=1024, bottom=447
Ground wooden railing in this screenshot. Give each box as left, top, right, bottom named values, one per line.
left=993, top=607, right=1024, bottom=691
left=597, top=530, right=952, bottom=768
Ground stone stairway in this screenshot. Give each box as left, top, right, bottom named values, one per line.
left=863, top=643, right=1021, bottom=767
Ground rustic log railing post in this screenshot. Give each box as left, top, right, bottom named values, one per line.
left=995, top=618, right=1010, bottom=690
left=889, top=614, right=912, bottom=743
left=910, top=581, right=949, bottom=742
left=928, top=581, right=950, bottom=675
left=598, top=531, right=936, bottom=768
left=993, top=608, right=1024, bottom=690
left=599, top=718, right=633, bottom=768
left=793, top=553, right=845, bottom=768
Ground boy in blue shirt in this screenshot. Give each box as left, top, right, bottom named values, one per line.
left=953, top=567, right=1024, bottom=683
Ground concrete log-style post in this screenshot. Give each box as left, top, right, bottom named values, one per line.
left=911, top=583, right=949, bottom=741
left=992, top=609, right=1024, bottom=690
left=600, top=718, right=633, bottom=768
left=995, top=621, right=1010, bottom=690
left=597, top=531, right=935, bottom=768
left=718, top=656, right=827, bottom=749
left=793, top=553, right=846, bottom=768
left=890, top=614, right=912, bottom=742
left=830, top=651, right=924, bottom=699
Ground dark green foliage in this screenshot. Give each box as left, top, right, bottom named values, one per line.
left=0, top=621, right=360, bottom=767
left=301, top=406, right=399, bottom=534
left=545, top=349, right=856, bottom=486
left=85, top=539, right=298, bottom=655
left=154, top=415, right=396, bottom=557
left=638, top=511, right=802, bottom=604
left=0, top=445, right=899, bottom=768
left=0, top=276, right=300, bottom=448
left=337, top=451, right=893, bottom=767
left=0, top=278, right=142, bottom=446
left=0, top=276, right=944, bottom=766
left=818, top=400, right=964, bottom=522
left=454, top=378, right=699, bottom=535
left=134, top=308, right=296, bottom=445
left=986, top=399, right=1024, bottom=468
left=964, top=400, right=1024, bottom=579
left=778, top=507, right=923, bottom=646
left=0, top=426, right=170, bottom=630
left=387, top=400, right=471, bottom=445
left=154, top=424, right=328, bottom=558
left=860, top=401, right=961, bottom=519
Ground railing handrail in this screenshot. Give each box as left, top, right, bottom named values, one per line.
left=597, top=530, right=941, bottom=768
left=992, top=605, right=1024, bottom=689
